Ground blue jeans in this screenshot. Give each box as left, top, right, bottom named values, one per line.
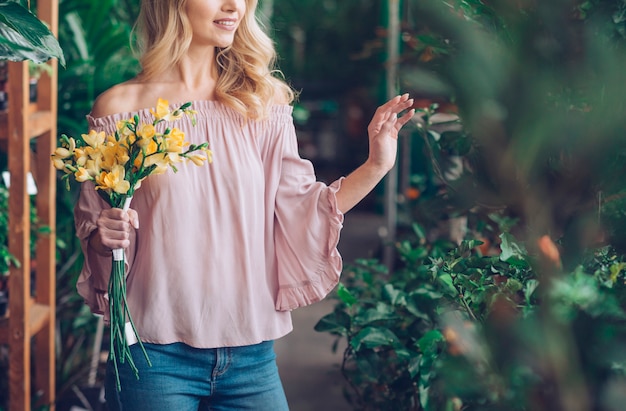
left=105, top=340, right=290, bottom=411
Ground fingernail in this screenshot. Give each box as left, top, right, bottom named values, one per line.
left=133, top=218, right=139, bottom=229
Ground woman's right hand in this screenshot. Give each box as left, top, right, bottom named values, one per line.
left=89, top=208, right=139, bottom=255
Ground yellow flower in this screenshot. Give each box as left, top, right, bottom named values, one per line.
left=136, top=135, right=153, bottom=149
left=150, top=98, right=187, bottom=122
left=165, top=128, right=187, bottom=153
left=166, top=110, right=184, bottom=122
left=150, top=98, right=171, bottom=121
left=73, top=147, right=88, bottom=167
left=133, top=155, right=142, bottom=171
left=116, top=119, right=136, bottom=139
left=101, top=141, right=130, bottom=170
left=74, top=167, right=92, bottom=182
left=82, top=130, right=106, bottom=148
left=68, top=136, right=77, bottom=151
left=133, top=139, right=158, bottom=170
left=187, top=153, right=208, bottom=166
left=165, top=152, right=183, bottom=164
left=85, top=158, right=102, bottom=177
left=137, top=124, right=156, bottom=140
left=52, top=157, right=66, bottom=171
left=95, top=165, right=131, bottom=194
left=54, top=147, right=71, bottom=158
left=144, top=152, right=170, bottom=172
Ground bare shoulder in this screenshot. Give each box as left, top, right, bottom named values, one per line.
left=270, top=78, right=295, bottom=106
left=90, top=79, right=159, bottom=118
left=272, top=92, right=291, bottom=106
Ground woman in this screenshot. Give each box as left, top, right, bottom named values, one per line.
left=74, top=0, right=415, bottom=409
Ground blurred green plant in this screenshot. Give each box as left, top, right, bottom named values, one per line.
left=317, top=0, right=626, bottom=410
left=270, top=0, right=381, bottom=95
left=397, top=0, right=626, bottom=260
left=317, top=230, right=626, bottom=410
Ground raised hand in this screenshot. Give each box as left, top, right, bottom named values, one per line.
left=336, top=93, right=415, bottom=214
left=366, top=93, right=415, bottom=173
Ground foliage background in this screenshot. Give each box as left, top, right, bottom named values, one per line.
left=315, top=0, right=626, bottom=410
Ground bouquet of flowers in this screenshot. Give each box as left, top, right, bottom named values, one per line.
left=52, top=99, right=212, bottom=390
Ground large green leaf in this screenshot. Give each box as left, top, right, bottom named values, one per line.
left=0, top=1, right=65, bottom=65
left=350, top=326, right=400, bottom=350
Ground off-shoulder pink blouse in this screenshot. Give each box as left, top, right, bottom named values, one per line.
left=74, top=101, right=344, bottom=348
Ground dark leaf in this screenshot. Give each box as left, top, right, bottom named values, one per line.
left=314, top=310, right=350, bottom=335
left=351, top=326, right=400, bottom=351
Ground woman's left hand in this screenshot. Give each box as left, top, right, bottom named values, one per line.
left=366, top=93, right=415, bottom=173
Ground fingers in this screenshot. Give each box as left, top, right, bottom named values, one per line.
left=370, top=94, right=413, bottom=130
left=379, top=93, right=413, bottom=113
left=394, top=95, right=415, bottom=116
left=96, top=208, right=139, bottom=249
left=379, top=114, right=398, bottom=135
left=127, top=208, right=140, bottom=229
left=396, top=107, right=416, bottom=128
left=374, top=94, right=414, bottom=125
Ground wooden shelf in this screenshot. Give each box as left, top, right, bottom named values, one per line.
left=0, top=1, right=59, bottom=410
left=0, top=303, right=51, bottom=345
left=0, top=109, right=53, bottom=142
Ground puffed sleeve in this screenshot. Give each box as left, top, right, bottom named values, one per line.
left=74, top=115, right=137, bottom=321
left=75, top=182, right=112, bottom=317
left=272, top=119, right=345, bottom=311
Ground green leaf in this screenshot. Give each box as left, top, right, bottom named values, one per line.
left=383, top=284, right=406, bottom=306
left=351, top=326, right=400, bottom=351
left=314, top=310, right=351, bottom=335
left=0, top=1, right=65, bottom=65
left=437, top=272, right=458, bottom=296
left=354, top=302, right=397, bottom=326
left=408, top=355, right=421, bottom=378
left=499, top=233, right=528, bottom=266
left=417, top=329, right=445, bottom=356
left=336, top=282, right=358, bottom=306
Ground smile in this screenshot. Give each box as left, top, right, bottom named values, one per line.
left=215, top=20, right=236, bottom=27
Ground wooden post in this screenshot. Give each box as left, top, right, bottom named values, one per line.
left=7, top=59, right=32, bottom=411
left=34, top=0, right=58, bottom=408
left=2, top=0, right=58, bottom=408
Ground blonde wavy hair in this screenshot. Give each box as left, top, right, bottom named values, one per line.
left=133, top=0, right=294, bottom=120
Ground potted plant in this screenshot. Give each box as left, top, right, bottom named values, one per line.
left=28, top=60, right=52, bottom=102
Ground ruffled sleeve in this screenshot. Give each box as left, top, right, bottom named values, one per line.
left=74, top=114, right=137, bottom=321
left=74, top=182, right=113, bottom=318
left=272, top=114, right=345, bottom=311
